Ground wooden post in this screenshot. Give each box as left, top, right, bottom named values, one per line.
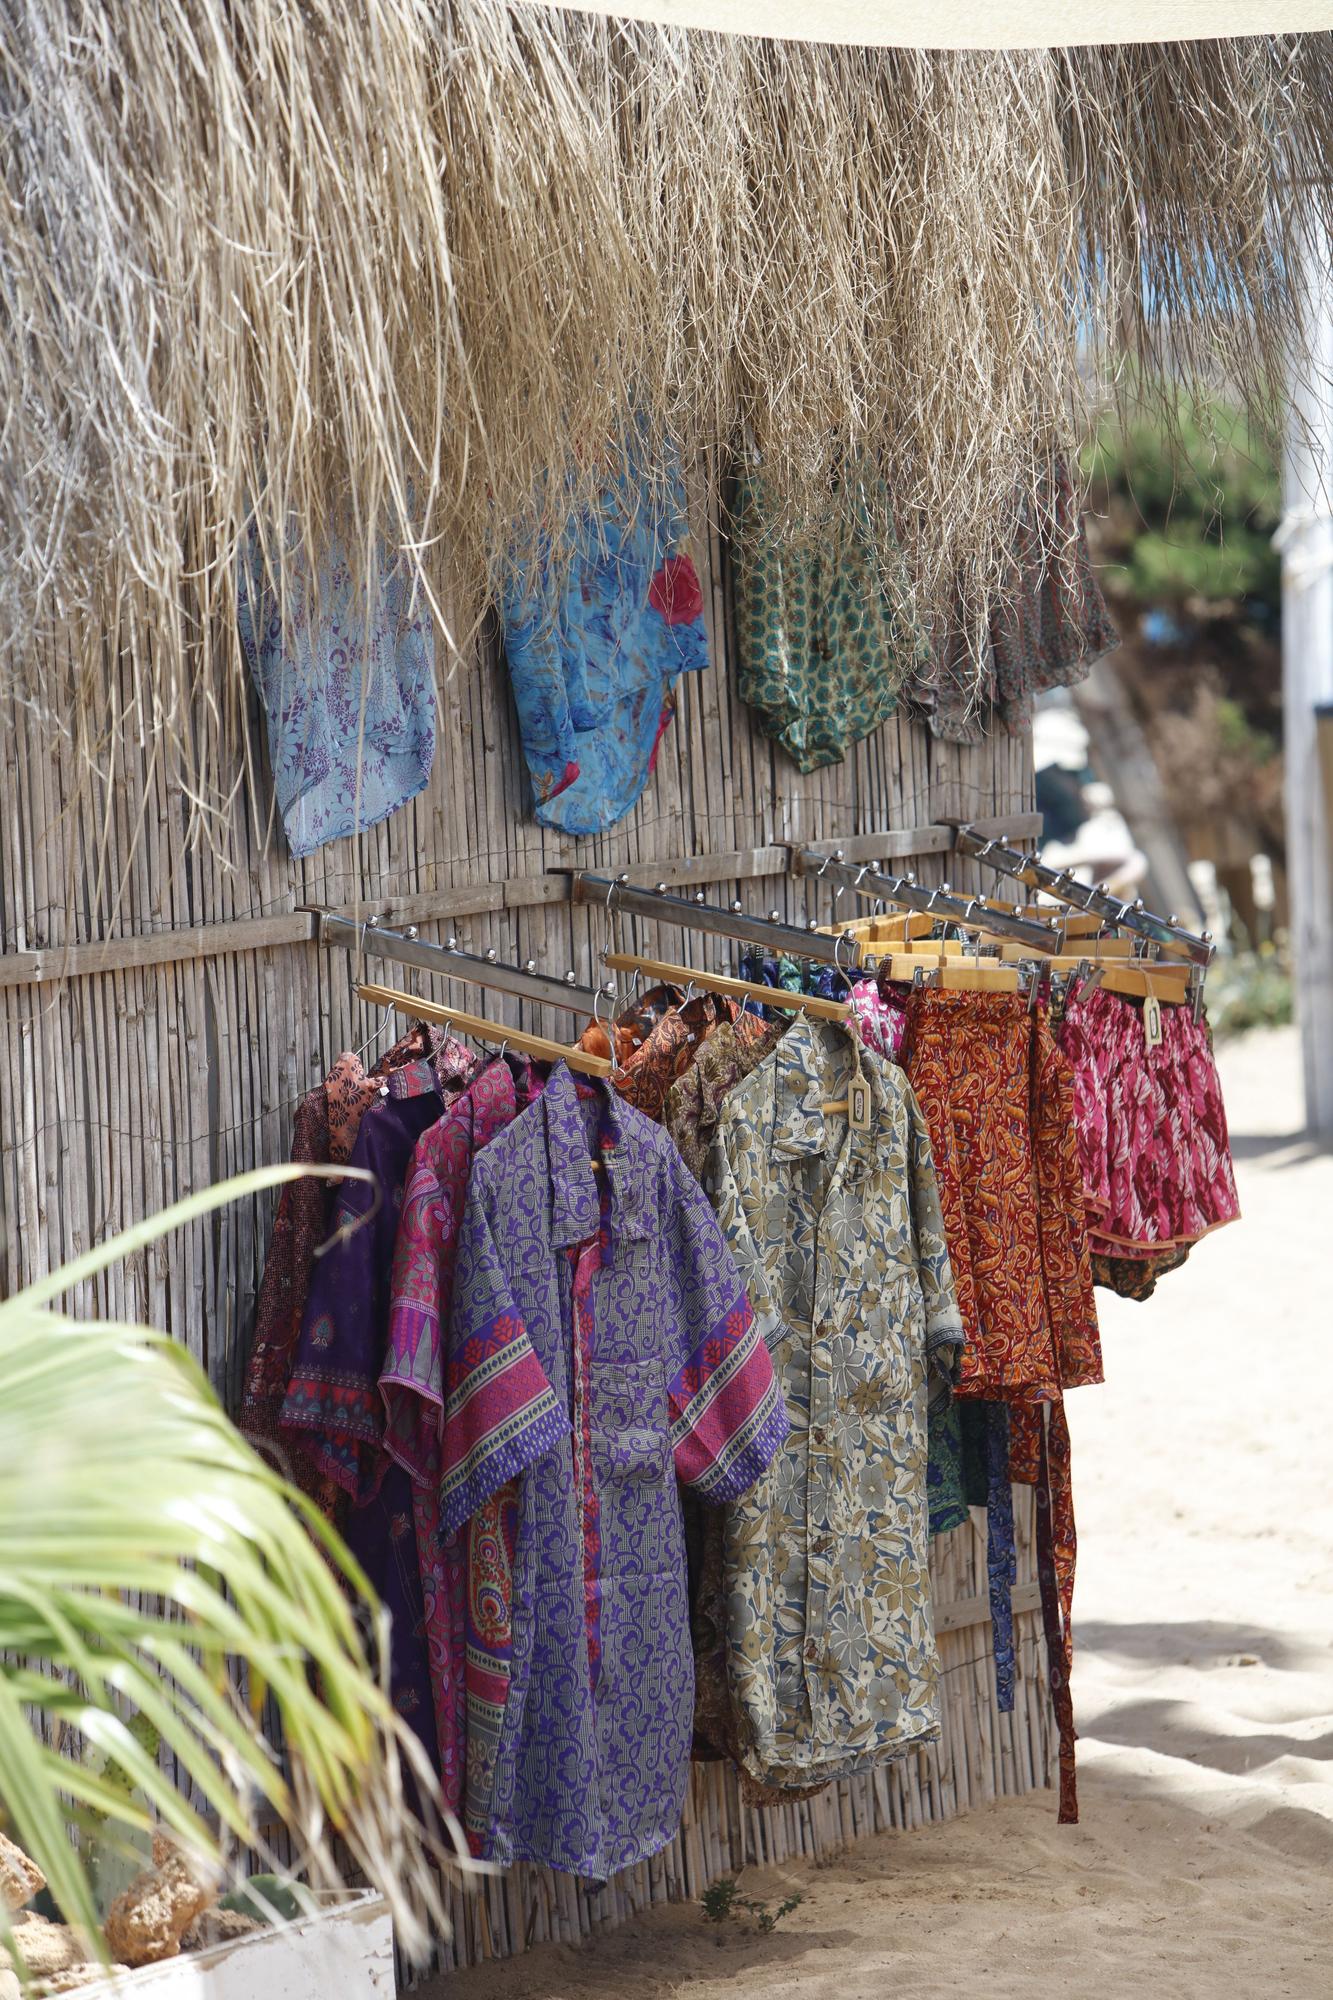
left=1281, top=218, right=1333, bottom=1145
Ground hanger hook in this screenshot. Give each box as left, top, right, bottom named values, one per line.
left=599, top=872, right=628, bottom=982
left=591, top=974, right=626, bottom=1082
left=352, top=1001, right=395, bottom=1068
left=832, top=928, right=858, bottom=1002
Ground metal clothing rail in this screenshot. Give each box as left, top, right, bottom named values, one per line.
left=317, top=911, right=606, bottom=1013
left=790, top=849, right=1059, bottom=955
left=951, top=825, right=1216, bottom=967
left=569, top=872, right=860, bottom=968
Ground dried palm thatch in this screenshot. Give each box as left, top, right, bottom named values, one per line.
left=1, top=6, right=1330, bottom=843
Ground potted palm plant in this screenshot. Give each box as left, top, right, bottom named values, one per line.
left=0, top=1170, right=461, bottom=1996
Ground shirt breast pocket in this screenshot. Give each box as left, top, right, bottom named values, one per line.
left=862, top=1267, right=925, bottom=1411
left=590, top=1359, right=670, bottom=1488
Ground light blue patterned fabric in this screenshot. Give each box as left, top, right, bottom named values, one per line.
left=500, top=453, right=709, bottom=836
left=238, top=534, right=436, bottom=855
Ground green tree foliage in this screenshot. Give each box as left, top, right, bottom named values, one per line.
left=1081, top=395, right=1281, bottom=622
left=1077, top=391, right=1285, bottom=871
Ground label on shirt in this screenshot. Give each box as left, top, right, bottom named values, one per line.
left=848, top=1075, right=871, bottom=1130
left=1143, top=993, right=1163, bottom=1049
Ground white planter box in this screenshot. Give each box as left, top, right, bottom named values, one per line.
left=71, top=1891, right=393, bottom=2000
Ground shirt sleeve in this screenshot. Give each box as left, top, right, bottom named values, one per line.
left=438, top=1183, right=567, bottom=1538
left=379, top=1142, right=448, bottom=1486
left=661, top=1144, right=788, bottom=1505
left=905, top=1080, right=966, bottom=1387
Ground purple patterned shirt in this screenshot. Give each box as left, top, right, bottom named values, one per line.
left=440, top=1064, right=788, bottom=1878
left=278, top=1039, right=476, bottom=1763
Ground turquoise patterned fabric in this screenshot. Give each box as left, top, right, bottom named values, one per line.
left=501, top=450, right=709, bottom=836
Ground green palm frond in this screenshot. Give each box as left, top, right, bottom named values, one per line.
left=0, top=1168, right=461, bottom=1972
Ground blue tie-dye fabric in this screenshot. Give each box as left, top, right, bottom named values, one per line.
left=500, top=454, right=709, bottom=837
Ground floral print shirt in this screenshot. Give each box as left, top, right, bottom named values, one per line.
left=709, top=1016, right=964, bottom=1789
left=440, top=1065, right=787, bottom=1878
left=240, top=1028, right=441, bottom=1507
left=662, top=1014, right=788, bottom=1187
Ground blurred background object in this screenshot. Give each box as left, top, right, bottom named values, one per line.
left=1032, top=382, right=1293, bottom=1045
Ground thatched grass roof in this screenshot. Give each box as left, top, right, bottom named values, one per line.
left=2, top=5, right=1330, bottom=831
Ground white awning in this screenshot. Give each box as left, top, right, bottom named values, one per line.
left=528, top=0, right=1329, bottom=49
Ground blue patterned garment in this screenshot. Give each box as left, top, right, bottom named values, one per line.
left=500, top=455, right=710, bottom=836
left=926, top=1394, right=969, bottom=1538
left=238, top=533, right=436, bottom=855
left=983, top=1402, right=1017, bottom=1713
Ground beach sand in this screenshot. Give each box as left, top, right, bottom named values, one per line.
left=424, top=1024, right=1333, bottom=1999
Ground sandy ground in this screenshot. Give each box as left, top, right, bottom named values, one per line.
left=428, top=1025, right=1333, bottom=2000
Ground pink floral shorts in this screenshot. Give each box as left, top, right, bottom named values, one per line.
left=1057, top=986, right=1240, bottom=1256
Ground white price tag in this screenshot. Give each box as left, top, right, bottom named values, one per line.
left=1143, top=993, right=1163, bottom=1049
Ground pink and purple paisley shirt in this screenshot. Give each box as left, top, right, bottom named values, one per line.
left=379, top=1055, right=546, bottom=1824
left=439, top=1064, right=787, bottom=1877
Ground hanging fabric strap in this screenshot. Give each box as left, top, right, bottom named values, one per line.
left=1035, top=1396, right=1078, bottom=1823
left=984, top=1403, right=1017, bottom=1715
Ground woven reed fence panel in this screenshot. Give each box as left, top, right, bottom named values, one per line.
left=0, top=508, right=1048, bottom=1963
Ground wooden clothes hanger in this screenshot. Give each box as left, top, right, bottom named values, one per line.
left=1038, top=957, right=1191, bottom=1003
left=820, top=911, right=937, bottom=948
left=601, top=952, right=851, bottom=1022
left=1011, top=905, right=1106, bottom=938
left=997, top=936, right=1136, bottom=962
left=355, top=982, right=613, bottom=1077
left=881, top=952, right=1026, bottom=993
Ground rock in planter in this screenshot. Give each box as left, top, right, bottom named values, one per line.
left=0, top=1967, right=22, bottom=2000
left=104, top=1838, right=216, bottom=1969
left=0, top=1917, right=91, bottom=1980
left=0, top=1832, right=44, bottom=1912
left=181, top=1907, right=263, bottom=1953
left=29, top=1967, right=108, bottom=1996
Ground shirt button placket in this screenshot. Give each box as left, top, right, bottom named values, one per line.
left=806, top=1309, right=832, bottom=1709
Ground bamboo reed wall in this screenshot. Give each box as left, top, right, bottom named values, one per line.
left=0, top=503, right=1048, bottom=1971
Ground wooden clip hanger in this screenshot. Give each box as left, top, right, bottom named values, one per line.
left=1042, top=958, right=1190, bottom=1003
left=882, top=939, right=970, bottom=960
left=1014, top=905, right=1106, bottom=937
left=820, top=911, right=936, bottom=947
left=998, top=937, right=1135, bottom=963
left=883, top=953, right=1024, bottom=993
left=602, top=952, right=850, bottom=1022
left=355, top=982, right=613, bottom=1077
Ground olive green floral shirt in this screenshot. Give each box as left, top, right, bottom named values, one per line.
left=709, top=1016, right=964, bottom=1790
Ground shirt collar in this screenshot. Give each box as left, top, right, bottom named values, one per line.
left=385, top=1056, right=441, bottom=1101
left=689, top=1017, right=775, bottom=1122
left=542, top=1062, right=654, bottom=1248
left=769, top=1014, right=890, bottom=1182
left=463, top=1050, right=547, bottom=1135
left=385, top=1030, right=477, bottom=1102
